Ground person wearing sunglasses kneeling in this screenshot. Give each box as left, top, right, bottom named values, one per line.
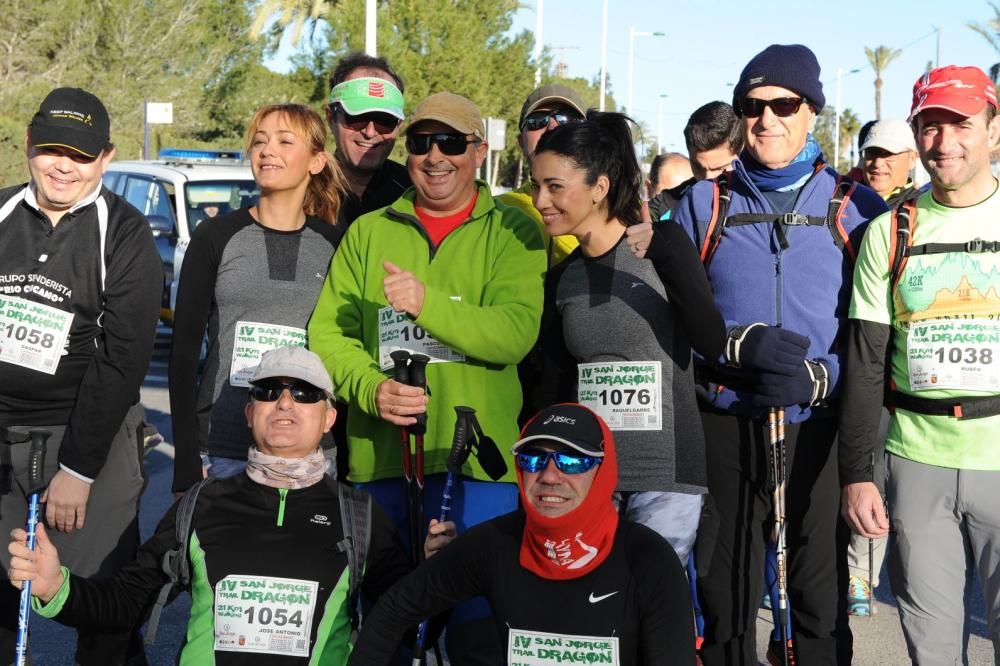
left=348, top=403, right=695, bottom=666
left=9, top=347, right=413, bottom=665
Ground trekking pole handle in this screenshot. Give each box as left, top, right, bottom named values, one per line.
left=408, top=354, right=430, bottom=437
left=390, top=349, right=411, bottom=385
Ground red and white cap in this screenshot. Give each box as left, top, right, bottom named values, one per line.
left=909, top=65, right=998, bottom=122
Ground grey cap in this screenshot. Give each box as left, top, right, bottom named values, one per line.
left=519, top=84, right=587, bottom=129
left=250, top=346, right=334, bottom=398
left=860, top=118, right=916, bottom=154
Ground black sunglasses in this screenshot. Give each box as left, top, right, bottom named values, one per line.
left=406, top=133, right=476, bottom=156
left=522, top=110, right=579, bottom=131
left=738, top=97, right=806, bottom=119
left=515, top=450, right=602, bottom=475
left=333, top=105, right=400, bottom=134
left=249, top=380, right=327, bottom=404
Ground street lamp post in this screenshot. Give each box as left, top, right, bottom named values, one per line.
left=657, top=94, right=669, bottom=153
left=599, top=0, right=608, bottom=111
left=534, top=0, right=544, bottom=87
left=628, top=27, right=664, bottom=117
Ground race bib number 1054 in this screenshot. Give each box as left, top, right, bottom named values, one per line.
left=214, top=575, right=318, bottom=658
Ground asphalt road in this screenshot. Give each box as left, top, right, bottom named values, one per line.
left=26, top=327, right=998, bottom=664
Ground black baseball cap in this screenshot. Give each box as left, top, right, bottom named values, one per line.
left=29, top=88, right=111, bottom=158
left=512, top=403, right=605, bottom=457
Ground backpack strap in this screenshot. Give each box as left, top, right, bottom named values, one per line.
left=145, top=477, right=215, bottom=645
left=335, top=481, right=372, bottom=631
left=826, top=176, right=858, bottom=262
left=700, top=171, right=732, bottom=267
left=888, top=200, right=916, bottom=291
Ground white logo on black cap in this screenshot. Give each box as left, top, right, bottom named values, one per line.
left=544, top=415, right=576, bottom=425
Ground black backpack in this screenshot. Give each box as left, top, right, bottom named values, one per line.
left=144, top=477, right=372, bottom=643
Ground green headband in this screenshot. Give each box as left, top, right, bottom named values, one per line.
left=329, top=77, right=404, bottom=119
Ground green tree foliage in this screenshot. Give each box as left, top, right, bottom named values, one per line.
left=258, top=0, right=614, bottom=188
left=814, top=106, right=862, bottom=172
left=0, top=0, right=292, bottom=185
left=865, top=45, right=902, bottom=120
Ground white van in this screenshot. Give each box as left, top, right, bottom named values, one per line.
left=106, top=150, right=259, bottom=324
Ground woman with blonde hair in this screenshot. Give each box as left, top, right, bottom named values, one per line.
left=170, top=104, right=349, bottom=494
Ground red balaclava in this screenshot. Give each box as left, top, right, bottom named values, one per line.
left=516, top=404, right=619, bottom=580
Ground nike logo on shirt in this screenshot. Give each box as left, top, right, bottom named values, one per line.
left=588, top=591, right=619, bottom=603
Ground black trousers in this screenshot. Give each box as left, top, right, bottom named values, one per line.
left=696, top=412, right=851, bottom=666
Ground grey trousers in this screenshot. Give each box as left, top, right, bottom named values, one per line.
left=887, top=453, right=1000, bottom=665
left=0, top=403, right=146, bottom=664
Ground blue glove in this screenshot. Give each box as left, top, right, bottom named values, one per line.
left=752, top=360, right=829, bottom=408
left=726, top=324, right=810, bottom=375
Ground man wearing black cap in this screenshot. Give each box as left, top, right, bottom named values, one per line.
left=499, top=84, right=587, bottom=267
left=668, top=45, right=887, bottom=664
left=348, top=403, right=695, bottom=666
left=0, top=87, right=162, bottom=663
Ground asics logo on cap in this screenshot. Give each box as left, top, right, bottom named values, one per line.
left=544, top=415, right=576, bottom=425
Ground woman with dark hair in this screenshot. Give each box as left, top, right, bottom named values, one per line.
left=170, top=104, right=349, bottom=495
left=528, top=111, right=725, bottom=567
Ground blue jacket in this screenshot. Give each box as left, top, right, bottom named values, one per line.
left=671, top=159, right=887, bottom=422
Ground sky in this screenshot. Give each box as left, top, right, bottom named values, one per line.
left=509, top=0, right=999, bottom=157
left=267, top=1, right=1000, bottom=160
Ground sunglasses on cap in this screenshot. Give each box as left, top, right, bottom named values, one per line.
left=738, top=97, right=806, bottom=119
left=405, top=133, right=477, bottom=156
left=515, top=450, right=601, bottom=475
left=522, top=110, right=579, bottom=131
left=333, top=105, right=400, bottom=134
left=249, top=380, right=327, bottom=404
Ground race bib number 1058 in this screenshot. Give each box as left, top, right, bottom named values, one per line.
left=0, top=296, right=72, bottom=375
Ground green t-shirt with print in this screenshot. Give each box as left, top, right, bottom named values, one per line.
left=850, top=187, right=1000, bottom=470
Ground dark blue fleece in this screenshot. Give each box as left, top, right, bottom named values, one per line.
left=671, top=159, right=887, bottom=423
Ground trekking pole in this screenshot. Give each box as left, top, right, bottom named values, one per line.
left=389, top=349, right=418, bottom=563
left=686, top=554, right=705, bottom=652
left=408, top=353, right=430, bottom=566
left=15, top=429, right=49, bottom=666
left=869, top=450, right=875, bottom=618
left=412, top=406, right=475, bottom=666
left=768, top=407, right=793, bottom=666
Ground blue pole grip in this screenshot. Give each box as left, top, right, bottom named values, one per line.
left=15, top=495, right=40, bottom=666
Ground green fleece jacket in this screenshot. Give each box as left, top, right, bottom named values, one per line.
left=309, top=181, right=545, bottom=483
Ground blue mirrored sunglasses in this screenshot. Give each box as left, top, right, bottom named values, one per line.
left=515, top=450, right=601, bottom=475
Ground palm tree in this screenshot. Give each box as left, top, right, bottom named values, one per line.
left=865, top=46, right=902, bottom=120
left=838, top=109, right=861, bottom=169
left=969, top=3, right=1000, bottom=85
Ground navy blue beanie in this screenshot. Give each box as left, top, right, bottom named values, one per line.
left=732, top=44, right=825, bottom=114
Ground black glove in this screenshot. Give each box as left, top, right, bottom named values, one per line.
left=752, top=360, right=829, bottom=408
left=726, top=324, right=809, bottom=375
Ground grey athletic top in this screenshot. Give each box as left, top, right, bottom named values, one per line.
left=169, top=208, right=343, bottom=491
left=531, top=226, right=725, bottom=492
